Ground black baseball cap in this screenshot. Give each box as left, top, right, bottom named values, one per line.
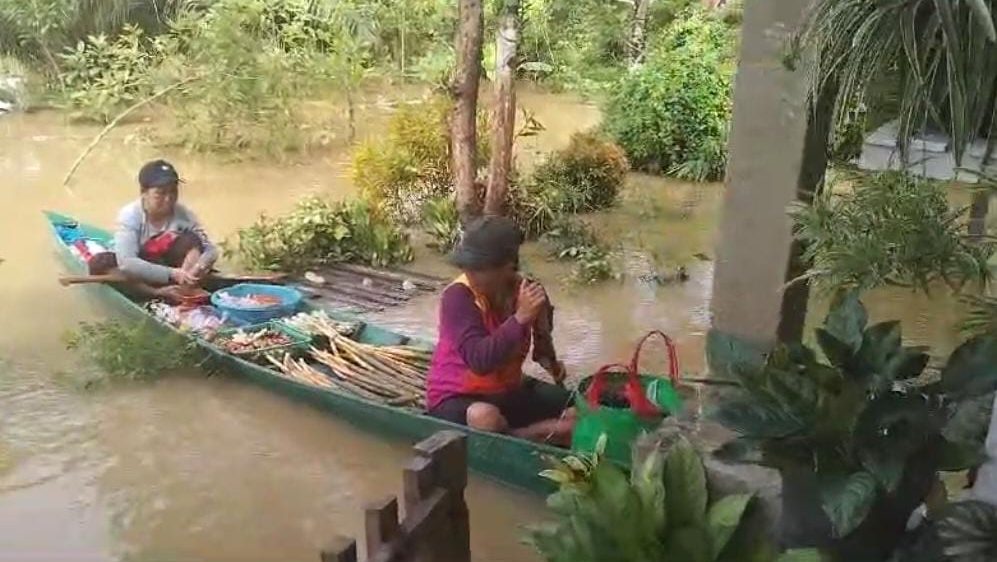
left=138, top=159, right=182, bottom=190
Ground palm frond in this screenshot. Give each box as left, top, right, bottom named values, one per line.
left=796, top=0, right=997, bottom=166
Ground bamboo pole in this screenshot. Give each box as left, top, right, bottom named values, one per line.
left=62, top=75, right=202, bottom=190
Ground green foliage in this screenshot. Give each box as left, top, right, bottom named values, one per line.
left=64, top=319, right=199, bottom=386
left=528, top=436, right=818, bottom=562
left=603, top=10, right=734, bottom=181
left=541, top=219, right=615, bottom=284
left=224, top=196, right=413, bottom=271
left=156, top=0, right=340, bottom=157
left=792, top=172, right=993, bottom=293
left=352, top=97, right=488, bottom=223
left=710, top=292, right=997, bottom=540
left=57, top=24, right=152, bottom=122
left=793, top=0, right=997, bottom=168
left=529, top=131, right=629, bottom=213
left=421, top=196, right=461, bottom=253
left=937, top=500, right=997, bottom=562
left=0, top=0, right=200, bottom=75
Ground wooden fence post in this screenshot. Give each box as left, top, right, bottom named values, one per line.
left=414, top=431, right=470, bottom=562
left=320, top=431, right=469, bottom=562
left=321, top=536, right=358, bottom=562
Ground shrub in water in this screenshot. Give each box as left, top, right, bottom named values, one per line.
left=352, top=97, right=489, bottom=224
left=225, top=196, right=413, bottom=271
left=792, top=171, right=993, bottom=293
left=529, top=131, right=628, bottom=213
left=541, top=218, right=615, bottom=284
left=421, top=196, right=461, bottom=253
left=65, top=319, right=200, bottom=386
left=58, top=25, right=153, bottom=123
left=603, top=10, right=734, bottom=181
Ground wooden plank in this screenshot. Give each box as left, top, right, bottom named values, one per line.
left=386, top=267, right=447, bottom=285
left=330, top=264, right=442, bottom=290
left=320, top=536, right=357, bottom=562
left=369, top=489, right=449, bottom=562
left=414, top=431, right=468, bottom=491
left=403, top=456, right=435, bottom=514
left=365, top=496, right=400, bottom=557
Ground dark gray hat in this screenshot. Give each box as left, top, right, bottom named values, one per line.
left=450, top=215, right=523, bottom=270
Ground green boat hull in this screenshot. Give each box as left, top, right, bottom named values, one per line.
left=45, top=210, right=565, bottom=495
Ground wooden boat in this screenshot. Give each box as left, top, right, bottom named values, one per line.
left=45, top=211, right=568, bottom=494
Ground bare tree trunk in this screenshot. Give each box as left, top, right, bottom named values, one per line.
left=485, top=0, right=520, bottom=216
left=451, top=0, right=485, bottom=224
left=969, top=191, right=990, bottom=238
left=627, top=0, right=652, bottom=67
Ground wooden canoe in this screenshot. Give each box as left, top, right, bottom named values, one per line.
left=45, top=210, right=569, bottom=494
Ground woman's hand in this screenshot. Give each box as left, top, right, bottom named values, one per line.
left=170, top=267, right=200, bottom=287
left=514, top=281, right=547, bottom=325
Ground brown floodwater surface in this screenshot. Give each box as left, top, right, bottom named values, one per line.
left=0, top=88, right=971, bottom=561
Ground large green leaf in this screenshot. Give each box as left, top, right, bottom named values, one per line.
left=711, top=399, right=807, bottom=439
left=967, top=0, right=997, bottom=42
left=663, top=440, right=708, bottom=528
left=823, top=290, right=868, bottom=352
left=664, top=525, right=712, bottom=562
left=706, top=330, right=766, bottom=381
left=775, top=549, right=824, bottom=562
left=941, top=335, right=997, bottom=400
left=633, top=452, right=667, bottom=538
left=815, top=328, right=855, bottom=369
left=819, top=470, right=879, bottom=538
left=937, top=500, right=997, bottom=562
left=943, top=392, right=994, bottom=446
left=706, top=493, right=753, bottom=559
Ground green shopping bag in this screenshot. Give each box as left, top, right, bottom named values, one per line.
left=571, top=331, right=683, bottom=464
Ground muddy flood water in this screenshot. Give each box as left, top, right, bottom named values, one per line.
left=0, top=89, right=975, bottom=561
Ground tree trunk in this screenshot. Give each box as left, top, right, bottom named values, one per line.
left=969, top=191, right=990, bottom=238
left=627, top=0, right=652, bottom=67
left=485, top=0, right=520, bottom=216
left=451, top=0, right=485, bottom=224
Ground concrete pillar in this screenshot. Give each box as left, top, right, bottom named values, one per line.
left=709, top=0, right=831, bottom=347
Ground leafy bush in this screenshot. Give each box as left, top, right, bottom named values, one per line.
left=529, top=131, right=629, bottom=213
left=64, top=319, right=199, bottom=386
left=527, top=435, right=818, bottom=562
left=352, top=97, right=488, bottom=223
left=58, top=24, right=152, bottom=122
left=603, top=10, right=734, bottom=181
left=224, top=196, right=413, bottom=271
left=792, top=172, right=993, bottom=293
left=155, top=0, right=345, bottom=157
left=709, top=292, right=997, bottom=554
left=541, top=219, right=615, bottom=284
left=421, top=196, right=461, bottom=253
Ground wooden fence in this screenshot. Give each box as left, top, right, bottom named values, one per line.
left=322, top=431, right=471, bottom=562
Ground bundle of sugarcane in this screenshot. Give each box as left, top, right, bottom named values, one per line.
left=274, top=311, right=434, bottom=408
left=267, top=353, right=404, bottom=403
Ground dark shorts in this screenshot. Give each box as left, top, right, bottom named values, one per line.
left=429, top=381, right=572, bottom=429
left=139, top=231, right=203, bottom=268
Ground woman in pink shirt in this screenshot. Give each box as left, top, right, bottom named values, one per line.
left=426, top=216, right=574, bottom=444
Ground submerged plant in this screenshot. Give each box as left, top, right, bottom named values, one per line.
left=541, top=219, right=615, bottom=284
left=64, top=319, right=200, bottom=386
left=225, top=196, right=413, bottom=272
left=709, top=291, right=997, bottom=554
left=528, top=435, right=819, bottom=562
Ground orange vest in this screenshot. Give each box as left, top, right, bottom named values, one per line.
left=453, top=275, right=528, bottom=395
